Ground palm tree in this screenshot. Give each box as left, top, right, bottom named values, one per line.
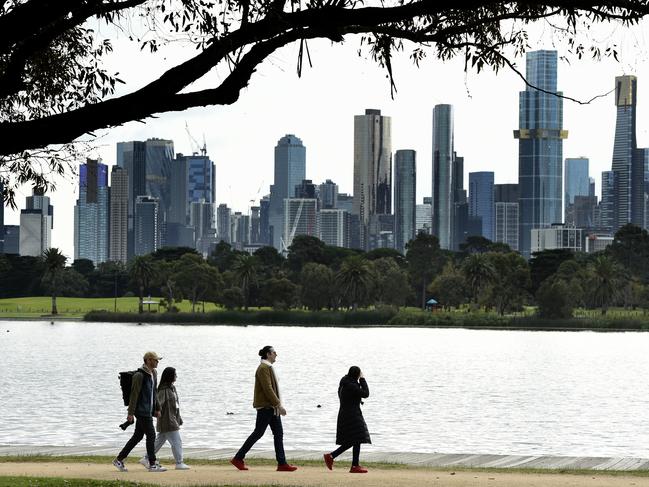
left=41, top=248, right=67, bottom=315
left=461, top=253, right=496, bottom=306
left=232, top=255, right=258, bottom=311
left=336, top=256, right=373, bottom=310
left=591, top=255, right=621, bottom=315
left=130, top=255, right=155, bottom=314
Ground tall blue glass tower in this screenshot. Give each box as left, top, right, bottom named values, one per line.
left=468, top=171, right=494, bottom=241
left=395, top=150, right=416, bottom=253
left=432, top=104, right=454, bottom=249
left=74, top=159, right=109, bottom=264
left=515, top=50, right=566, bottom=257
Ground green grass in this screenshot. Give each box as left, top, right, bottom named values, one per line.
left=0, top=477, right=158, bottom=487
left=0, top=297, right=220, bottom=318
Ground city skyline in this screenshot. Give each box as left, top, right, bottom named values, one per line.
left=4, top=28, right=649, bottom=258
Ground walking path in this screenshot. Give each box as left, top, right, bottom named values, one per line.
left=2, top=444, right=649, bottom=471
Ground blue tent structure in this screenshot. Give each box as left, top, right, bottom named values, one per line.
left=425, top=298, right=441, bottom=311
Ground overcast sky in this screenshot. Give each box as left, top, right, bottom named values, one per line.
left=6, top=16, right=649, bottom=260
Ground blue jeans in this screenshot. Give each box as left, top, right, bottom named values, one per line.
left=235, top=408, right=286, bottom=464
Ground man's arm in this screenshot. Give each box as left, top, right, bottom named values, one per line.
left=257, top=366, right=281, bottom=407
left=127, top=372, right=143, bottom=417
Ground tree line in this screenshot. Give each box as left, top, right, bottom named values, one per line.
left=2, top=223, right=649, bottom=317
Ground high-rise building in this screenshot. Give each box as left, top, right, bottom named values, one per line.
left=295, top=179, right=317, bottom=199
left=353, top=109, right=392, bottom=250
left=318, top=179, right=338, bottom=209
left=494, top=184, right=519, bottom=251
left=468, top=171, right=494, bottom=241
left=416, top=203, right=432, bottom=235
left=216, top=203, right=231, bottom=243
left=19, top=189, right=53, bottom=257
left=589, top=177, right=596, bottom=198
left=610, top=75, right=644, bottom=229
left=564, top=157, right=590, bottom=222
left=337, top=193, right=353, bottom=213
left=0, top=180, right=4, bottom=253
left=134, top=196, right=160, bottom=256
left=109, top=166, right=129, bottom=264
left=230, top=211, right=249, bottom=250
left=599, top=170, right=615, bottom=232
left=190, top=200, right=214, bottom=255
left=259, top=196, right=270, bottom=245
left=394, top=150, right=416, bottom=253
left=531, top=224, right=582, bottom=253
left=269, top=135, right=306, bottom=250
left=319, top=209, right=351, bottom=247
left=249, top=206, right=261, bottom=244
left=569, top=195, right=598, bottom=229
left=432, top=104, right=455, bottom=249
left=74, top=159, right=109, bottom=264
left=516, top=50, right=566, bottom=257
left=116, top=138, right=174, bottom=258
left=3, top=225, right=19, bottom=254
left=283, top=198, right=318, bottom=250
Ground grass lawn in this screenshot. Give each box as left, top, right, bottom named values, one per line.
left=0, top=477, right=157, bottom=487
left=0, top=297, right=220, bottom=318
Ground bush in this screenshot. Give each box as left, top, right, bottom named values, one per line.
left=536, top=280, right=573, bottom=319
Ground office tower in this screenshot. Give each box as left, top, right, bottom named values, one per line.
left=259, top=195, right=270, bottom=245
left=394, top=150, right=416, bottom=253
left=216, top=203, right=231, bottom=243
left=109, top=166, right=128, bottom=264
left=416, top=203, right=432, bottom=235
left=319, top=179, right=338, bottom=209
left=570, top=195, right=598, bottom=229
left=295, top=179, right=317, bottom=199
left=600, top=170, right=615, bottom=232
left=353, top=109, right=392, bottom=250
left=531, top=224, right=582, bottom=253
left=337, top=193, right=353, bottom=213
left=319, top=209, right=351, bottom=247
left=134, top=196, right=160, bottom=256
left=610, top=75, right=644, bottom=229
left=116, top=138, right=174, bottom=258
left=249, top=206, right=261, bottom=244
left=632, top=147, right=649, bottom=227
left=19, top=189, right=53, bottom=256
left=269, top=135, right=306, bottom=250
left=283, top=198, right=318, bottom=250
left=589, top=177, right=596, bottom=198
left=3, top=225, right=19, bottom=254
left=168, top=156, right=188, bottom=225
left=190, top=200, right=214, bottom=255
left=494, top=184, right=520, bottom=251
left=468, top=171, right=494, bottom=241
left=230, top=212, right=249, bottom=250
left=432, top=104, right=455, bottom=249
left=516, top=50, right=566, bottom=257
left=368, top=214, right=395, bottom=250
left=74, top=159, right=109, bottom=265
left=0, top=180, right=4, bottom=253
left=564, top=157, right=590, bottom=222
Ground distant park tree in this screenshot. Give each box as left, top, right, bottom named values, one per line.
left=337, top=255, right=374, bottom=310
left=406, top=232, right=444, bottom=309
left=428, top=262, right=468, bottom=310
left=529, top=249, right=575, bottom=295
left=589, top=255, right=622, bottom=315
left=536, top=279, right=573, bottom=319
left=300, top=263, right=334, bottom=311
left=41, top=248, right=67, bottom=315
left=1, top=0, right=647, bottom=203
left=461, top=253, right=496, bottom=306
left=129, top=255, right=155, bottom=314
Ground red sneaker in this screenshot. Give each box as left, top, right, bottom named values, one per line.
left=277, top=463, right=298, bottom=472
left=230, top=458, right=248, bottom=470
left=350, top=465, right=368, bottom=473
left=323, top=453, right=334, bottom=470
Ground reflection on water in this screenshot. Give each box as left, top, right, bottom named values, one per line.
left=1, top=321, right=648, bottom=457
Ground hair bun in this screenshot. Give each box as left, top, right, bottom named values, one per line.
left=258, top=349, right=265, bottom=357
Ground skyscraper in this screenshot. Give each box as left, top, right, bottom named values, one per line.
left=134, top=196, right=160, bottom=256
left=269, top=134, right=306, bottom=250
left=515, top=50, right=566, bottom=256
left=109, top=165, right=128, bottom=264
left=217, top=203, right=231, bottom=243
left=469, top=171, right=494, bottom=241
left=564, top=157, right=590, bottom=222
left=394, top=150, right=416, bottom=253
left=319, top=209, right=351, bottom=248
left=19, top=189, right=53, bottom=257
left=259, top=195, right=270, bottom=245
left=283, top=198, right=318, bottom=250
left=600, top=170, right=615, bottom=232
left=318, top=179, right=338, bottom=209
left=353, top=109, right=392, bottom=250
left=432, top=104, right=454, bottom=249
left=74, top=158, right=109, bottom=264
left=494, top=184, right=519, bottom=251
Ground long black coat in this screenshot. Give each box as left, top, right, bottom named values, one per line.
left=335, top=375, right=371, bottom=445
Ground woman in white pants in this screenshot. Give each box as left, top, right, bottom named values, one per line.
left=141, top=366, right=189, bottom=470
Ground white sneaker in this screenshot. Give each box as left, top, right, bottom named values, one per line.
left=139, top=456, right=149, bottom=468
left=148, top=463, right=167, bottom=472
left=112, top=458, right=128, bottom=472
left=175, top=463, right=190, bottom=470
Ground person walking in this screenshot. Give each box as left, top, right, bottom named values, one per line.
left=323, top=366, right=371, bottom=473
left=113, top=351, right=166, bottom=473
left=140, top=366, right=190, bottom=470
left=230, top=345, right=298, bottom=472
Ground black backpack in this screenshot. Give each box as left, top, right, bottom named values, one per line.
left=118, top=370, right=139, bottom=406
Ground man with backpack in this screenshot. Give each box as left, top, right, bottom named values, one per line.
left=113, top=351, right=166, bottom=472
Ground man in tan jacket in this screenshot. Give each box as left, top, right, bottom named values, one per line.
left=231, top=346, right=298, bottom=472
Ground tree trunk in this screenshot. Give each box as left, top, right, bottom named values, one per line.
left=421, top=280, right=426, bottom=310
left=51, top=294, right=57, bottom=315
left=138, top=285, right=144, bottom=314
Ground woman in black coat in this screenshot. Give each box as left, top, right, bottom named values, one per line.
left=323, top=366, right=371, bottom=473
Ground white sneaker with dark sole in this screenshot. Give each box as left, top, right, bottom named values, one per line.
left=112, top=458, right=128, bottom=472
left=148, top=464, right=167, bottom=472
left=175, top=463, right=190, bottom=470
left=139, top=457, right=149, bottom=468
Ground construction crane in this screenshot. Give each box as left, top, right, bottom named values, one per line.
left=280, top=198, right=304, bottom=254
left=185, top=122, right=207, bottom=156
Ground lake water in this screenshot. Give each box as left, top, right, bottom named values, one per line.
left=1, top=321, right=649, bottom=457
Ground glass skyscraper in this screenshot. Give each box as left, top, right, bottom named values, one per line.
left=468, top=171, right=494, bottom=241
left=432, top=104, right=454, bottom=249
left=394, top=149, right=416, bottom=253
left=515, top=50, right=566, bottom=257
left=269, top=134, right=306, bottom=250
left=74, top=159, right=109, bottom=264
left=564, top=157, right=590, bottom=215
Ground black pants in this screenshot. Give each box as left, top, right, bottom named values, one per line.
left=117, top=415, right=156, bottom=465
left=331, top=443, right=361, bottom=466
left=235, top=408, right=286, bottom=464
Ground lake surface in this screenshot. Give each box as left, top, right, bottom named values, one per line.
left=1, top=321, right=648, bottom=457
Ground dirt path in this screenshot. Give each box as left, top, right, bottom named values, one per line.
left=1, top=462, right=648, bottom=487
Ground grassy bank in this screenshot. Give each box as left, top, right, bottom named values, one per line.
left=0, top=477, right=156, bottom=487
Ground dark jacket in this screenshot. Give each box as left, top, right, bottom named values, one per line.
left=335, top=375, right=371, bottom=445
left=157, top=383, right=183, bottom=433
left=127, top=367, right=160, bottom=417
